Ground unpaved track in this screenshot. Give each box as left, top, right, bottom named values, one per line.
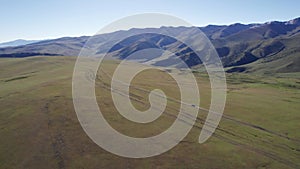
left=82, top=67, right=299, bottom=168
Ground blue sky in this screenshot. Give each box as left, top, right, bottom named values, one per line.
left=0, top=0, right=299, bottom=42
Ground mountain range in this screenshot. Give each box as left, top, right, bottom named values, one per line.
left=0, top=39, right=41, bottom=48
left=0, top=17, right=299, bottom=73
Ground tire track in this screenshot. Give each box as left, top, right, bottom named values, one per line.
left=98, top=68, right=300, bottom=143
left=86, top=68, right=300, bottom=168
left=42, top=101, right=65, bottom=169
left=94, top=77, right=299, bottom=168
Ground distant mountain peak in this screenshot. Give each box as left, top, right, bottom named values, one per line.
left=286, top=17, right=300, bottom=25
left=0, top=39, right=42, bottom=48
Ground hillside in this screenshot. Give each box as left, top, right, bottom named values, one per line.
left=0, top=17, right=299, bottom=73
left=0, top=57, right=299, bottom=169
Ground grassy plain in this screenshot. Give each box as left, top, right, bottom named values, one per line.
left=0, top=56, right=299, bottom=169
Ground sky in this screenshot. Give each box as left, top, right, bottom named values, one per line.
left=0, top=0, right=299, bottom=43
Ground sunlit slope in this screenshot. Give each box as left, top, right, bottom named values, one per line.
left=0, top=56, right=299, bottom=169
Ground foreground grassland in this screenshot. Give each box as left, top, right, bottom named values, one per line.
left=0, top=56, right=299, bottom=169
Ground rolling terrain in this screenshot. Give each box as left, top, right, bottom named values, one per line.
left=0, top=56, right=299, bottom=169
left=0, top=16, right=299, bottom=169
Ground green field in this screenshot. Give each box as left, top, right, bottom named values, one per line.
left=0, top=56, right=299, bottom=169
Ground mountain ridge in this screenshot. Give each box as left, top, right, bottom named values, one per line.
left=0, top=39, right=42, bottom=48
left=1, top=17, right=299, bottom=73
